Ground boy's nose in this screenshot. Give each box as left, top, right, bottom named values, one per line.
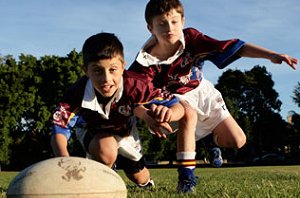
left=100, top=72, right=110, bottom=82
left=166, top=22, right=172, bottom=31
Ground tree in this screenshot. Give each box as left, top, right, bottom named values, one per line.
left=292, top=82, right=300, bottom=107
left=0, top=55, right=37, bottom=165
left=215, top=65, right=287, bottom=156
left=0, top=51, right=84, bottom=169
left=286, top=83, right=300, bottom=157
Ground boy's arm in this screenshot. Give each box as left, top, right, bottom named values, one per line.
left=51, top=102, right=78, bottom=157
left=51, top=133, right=69, bottom=157
left=134, top=105, right=175, bottom=138
left=149, top=103, right=185, bottom=123
left=237, top=43, right=298, bottom=70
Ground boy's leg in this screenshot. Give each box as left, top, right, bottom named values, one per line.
left=193, top=79, right=246, bottom=150
left=88, top=133, right=119, bottom=168
left=176, top=101, right=198, bottom=193
left=118, top=155, right=154, bottom=187
left=116, top=128, right=154, bottom=188
left=212, top=116, right=246, bottom=149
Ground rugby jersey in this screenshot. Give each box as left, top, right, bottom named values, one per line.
left=52, top=70, right=178, bottom=139
left=129, top=27, right=245, bottom=94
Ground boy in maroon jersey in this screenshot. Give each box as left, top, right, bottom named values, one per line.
left=51, top=32, right=185, bottom=188
left=129, top=0, right=298, bottom=193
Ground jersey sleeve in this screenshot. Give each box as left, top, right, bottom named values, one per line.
left=209, top=39, right=245, bottom=69
left=140, top=95, right=179, bottom=109
left=125, top=71, right=179, bottom=108
left=128, top=60, right=159, bottom=81
left=186, top=28, right=245, bottom=69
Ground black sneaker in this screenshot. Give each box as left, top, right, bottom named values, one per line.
left=177, top=168, right=198, bottom=193
left=210, top=147, right=223, bottom=168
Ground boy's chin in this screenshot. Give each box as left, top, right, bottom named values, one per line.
left=100, top=92, right=114, bottom=98
left=99, top=89, right=118, bottom=98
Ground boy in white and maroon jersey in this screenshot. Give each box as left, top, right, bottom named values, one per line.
left=129, top=0, right=298, bottom=193
left=51, top=32, right=185, bottom=188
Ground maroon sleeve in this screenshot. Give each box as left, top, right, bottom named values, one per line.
left=184, top=27, right=239, bottom=54
left=128, top=60, right=160, bottom=81
left=123, top=71, right=173, bottom=105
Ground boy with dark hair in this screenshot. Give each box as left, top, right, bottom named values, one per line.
left=51, top=32, right=185, bottom=188
left=129, top=0, right=297, bottom=193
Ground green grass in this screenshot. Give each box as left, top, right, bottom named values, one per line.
left=1, top=166, right=300, bottom=198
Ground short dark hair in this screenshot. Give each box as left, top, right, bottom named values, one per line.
left=145, top=0, right=184, bottom=25
left=82, top=32, right=124, bottom=66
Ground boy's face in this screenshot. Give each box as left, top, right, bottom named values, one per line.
left=148, top=9, right=184, bottom=46
left=85, top=56, right=125, bottom=98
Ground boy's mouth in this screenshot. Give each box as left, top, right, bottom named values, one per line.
left=101, top=85, right=114, bottom=93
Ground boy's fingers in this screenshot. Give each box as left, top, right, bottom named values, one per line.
left=159, top=122, right=173, bottom=134
left=156, top=106, right=169, bottom=122
left=148, top=122, right=173, bottom=138
left=150, top=103, right=157, bottom=112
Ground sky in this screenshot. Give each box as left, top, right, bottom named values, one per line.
left=1, top=0, right=299, bottom=119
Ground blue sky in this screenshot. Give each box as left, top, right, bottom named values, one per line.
left=1, top=0, right=299, bottom=119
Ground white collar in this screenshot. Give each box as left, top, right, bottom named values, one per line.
left=136, top=31, right=185, bottom=66
left=81, top=78, right=123, bottom=119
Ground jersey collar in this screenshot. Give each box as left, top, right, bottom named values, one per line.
left=136, top=31, right=185, bottom=66
left=81, top=78, right=123, bottom=119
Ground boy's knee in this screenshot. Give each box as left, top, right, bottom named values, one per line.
left=236, top=134, right=246, bottom=148
left=214, top=132, right=246, bottom=149
left=230, top=133, right=246, bottom=149
left=93, top=154, right=117, bottom=167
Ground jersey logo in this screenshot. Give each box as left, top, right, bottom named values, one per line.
left=118, top=105, right=131, bottom=116
left=53, top=103, right=76, bottom=128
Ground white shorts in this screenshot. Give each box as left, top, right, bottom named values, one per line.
left=175, top=78, right=230, bottom=141
left=76, top=127, right=143, bottom=162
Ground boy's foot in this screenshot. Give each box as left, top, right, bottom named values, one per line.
left=210, top=147, right=223, bottom=168
left=177, top=168, right=198, bottom=193
left=138, top=178, right=155, bottom=189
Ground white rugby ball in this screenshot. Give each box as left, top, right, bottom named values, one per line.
left=6, top=157, right=127, bottom=198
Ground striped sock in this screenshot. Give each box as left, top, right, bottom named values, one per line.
left=176, top=152, right=196, bottom=169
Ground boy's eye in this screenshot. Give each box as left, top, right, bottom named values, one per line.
left=159, top=21, right=166, bottom=26
left=109, top=68, right=117, bottom=73
left=93, top=68, right=103, bottom=74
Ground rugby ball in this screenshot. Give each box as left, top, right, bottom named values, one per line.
left=6, top=157, right=127, bottom=198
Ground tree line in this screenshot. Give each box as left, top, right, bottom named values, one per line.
left=1, top=52, right=299, bottom=170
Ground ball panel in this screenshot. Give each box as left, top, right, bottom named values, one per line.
left=7, top=157, right=127, bottom=198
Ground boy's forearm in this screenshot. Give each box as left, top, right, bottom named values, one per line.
left=133, top=105, right=148, bottom=120
left=237, top=43, right=276, bottom=60
left=169, top=103, right=185, bottom=121
left=51, top=133, right=70, bottom=157
left=237, top=42, right=297, bottom=69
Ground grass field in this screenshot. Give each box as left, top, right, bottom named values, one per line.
left=1, top=165, right=300, bottom=197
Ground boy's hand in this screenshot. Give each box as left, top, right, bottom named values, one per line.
left=271, top=53, right=298, bottom=70
left=148, top=122, right=174, bottom=139
left=149, top=104, right=173, bottom=123
left=133, top=104, right=178, bottom=138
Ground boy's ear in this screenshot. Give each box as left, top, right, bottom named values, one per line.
left=147, top=24, right=152, bottom=33
left=81, top=65, right=88, bottom=75
left=122, top=61, right=126, bottom=70
left=182, top=17, right=185, bottom=27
